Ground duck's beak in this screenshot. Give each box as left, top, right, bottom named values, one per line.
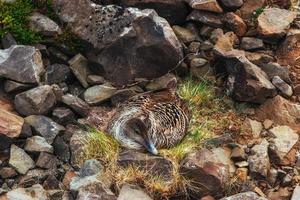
left=143, top=139, right=158, bottom=155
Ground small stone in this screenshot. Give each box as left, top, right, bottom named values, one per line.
left=84, top=85, right=117, bottom=105
left=235, top=168, right=248, bottom=182
left=4, top=80, right=32, bottom=93
left=281, top=174, right=292, bottom=186
left=272, top=76, right=293, bottom=97
left=48, top=47, right=69, bottom=64
left=231, top=146, right=246, bottom=161
left=172, top=25, right=197, bottom=43
left=223, top=12, right=247, bottom=37
left=200, top=195, right=215, bottom=200
left=0, top=167, right=17, bottom=179
left=36, top=152, right=58, bottom=169
left=79, top=159, right=103, bottom=177
left=291, top=186, right=300, bottom=200
left=241, top=37, right=264, bottom=51
left=0, top=108, right=24, bottom=138
left=189, top=0, right=223, bottom=13
left=267, top=168, right=278, bottom=186
left=24, top=136, right=54, bottom=153
left=9, top=144, right=35, bottom=174
left=53, top=136, right=70, bottom=163
left=52, top=107, right=75, bottom=126
left=187, top=10, right=223, bottom=28
left=235, top=161, right=249, bottom=168
left=18, top=169, right=51, bottom=187
left=61, top=94, right=90, bottom=116
left=259, top=62, right=291, bottom=84
left=118, top=184, right=152, bottom=200
left=190, top=58, right=208, bottom=68
left=243, top=118, right=263, bottom=139
left=45, top=64, right=71, bottom=84
left=145, top=74, right=177, bottom=91
left=87, top=75, right=106, bottom=85
left=25, top=115, right=65, bottom=144
left=76, top=182, right=117, bottom=200
left=68, top=54, right=91, bottom=88
left=43, top=175, right=61, bottom=190
left=188, top=42, right=201, bottom=53
left=248, top=139, right=270, bottom=177
left=219, top=0, right=243, bottom=9
left=63, top=171, right=76, bottom=189
left=29, top=12, right=62, bottom=36
left=14, top=85, right=57, bottom=116
left=263, top=119, right=273, bottom=129
left=220, top=191, right=267, bottom=200
left=6, top=184, right=48, bottom=200
left=111, top=89, right=137, bottom=106
left=1, top=32, right=17, bottom=49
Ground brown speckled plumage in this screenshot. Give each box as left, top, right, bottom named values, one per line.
left=107, top=88, right=189, bottom=153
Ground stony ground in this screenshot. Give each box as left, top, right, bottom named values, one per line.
left=0, top=0, right=300, bottom=200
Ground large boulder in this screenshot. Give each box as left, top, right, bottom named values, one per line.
left=215, top=50, right=276, bottom=103
left=14, top=85, right=57, bottom=116
left=0, top=45, right=44, bottom=84
left=257, top=8, right=297, bottom=42
left=52, top=0, right=183, bottom=86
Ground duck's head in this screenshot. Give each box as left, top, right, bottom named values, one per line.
left=125, top=117, right=158, bottom=155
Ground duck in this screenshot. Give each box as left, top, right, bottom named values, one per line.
left=107, top=80, right=190, bottom=155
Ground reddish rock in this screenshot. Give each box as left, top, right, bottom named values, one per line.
left=188, top=0, right=223, bottom=13
left=223, top=12, right=247, bottom=36
left=63, top=171, right=76, bottom=189
left=240, top=0, right=266, bottom=19
left=0, top=108, right=24, bottom=138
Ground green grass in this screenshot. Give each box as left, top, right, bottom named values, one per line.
left=0, top=0, right=41, bottom=44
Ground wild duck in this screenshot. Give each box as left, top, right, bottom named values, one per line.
left=107, top=81, right=190, bottom=155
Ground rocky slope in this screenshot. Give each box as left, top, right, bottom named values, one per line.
left=0, top=0, right=300, bottom=199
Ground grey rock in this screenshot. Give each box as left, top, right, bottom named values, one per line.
left=272, top=76, right=293, bottom=97
left=241, top=37, right=264, bottom=51
left=7, top=184, right=48, bottom=200
left=36, top=152, right=59, bottom=169
left=220, top=191, right=267, bottom=200
left=52, top=107, right=75, bottom=125
left=14, top=85, right=57, bottom=116
left=79, top=159, right=103, bottom=177
left=187, top=10, right=223, bottom=28
left=291, top=186, right=300, bottom=200
left=111, top=89, right=137, bottom=106
left=52, top=1, right=183, bottom=86
left=29, top=12, right=62, bottom=36
left=118, top=184, right=152, bottom=200
left=172, top=25, right=198, bottom=43
left=248, top=139, right=270, bottom=177
left=53, top=136, right=70, bottom=163
left=145, top=73, right=177, bottom=91
left=68, top=54, right=91, bottom=88
left=45, top=64, right=71, bottom=84
left=25, top=115, right=65, bottom=144
left=87, top=75, right=106, bottom=85
left=0, top=167, right=17, bottom=179
left=188, top=0, right=223, bottom=13
left=25, top=136, right=54, bottom=153
left=76, top=182, right=117, bottom=200
left=18, top=169, right=51, bottom=187
left=84, top=85, right=117, bottom=105
left=4, top=80, right=32, bottom=93
left=0, top=45, right=44, bottom=84
left=61, top=94, right=90, bottom=116
left=9, top=144, right=35, bottom=174
left=1, top=32, right=17, bottom=49
left=219, top=0, right=243, bottom=9
left=48, top=47, right=69, bottom=64
left=258, top=62, right=291, bottom=84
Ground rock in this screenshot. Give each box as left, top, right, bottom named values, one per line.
left=268, top=187, right=291, bottom=200
left=215, top=50, right=276, bottom=103
left=29, top=12, right=62, bottom=36
left=180, top=147, right=235, bottom=198
left=255, top=95, right=300, bottom=126
left=190, top=58, right=211, bottom=78
left=52, top=107, right=75, bottom=126
left=110, top=89, right=137, bottom=106
left=272, top=76, right=293, bottom=97
left=76, top=182, right=117, bottom=200
left=187, top=10, right=223, bottom=28
left=145, top=73, right=177, bottom=91
left=295, top=84, right=300, bottom=96
left=118, top=150, right=173, bottom=179
left=220, top=191, right=267, bottom=200
left=53, top=136, right=70, bottom=162
left=219, top=0, right=243, bottom=9
left=36, top=152, right=58, bottom=169
left=6, top=184, right=48, bottom=200
left=1, top=32, right=17, bottom=49
left=84, top=85, right=117, bottom=105
left=248, top=139, right=270, bottom=177
left=24, top=136, right=54, bottom=153
left=45, top=64, right=71, bottom=84
left=188, top=41, right=201, bottom=53
left=240, top=0, right=266, bottom=19
left=267, top=168, right=278, bottom=186
left=231, top=146, right=246, bottom=161
left=291, top=186, right=300, bottom=200
left=18, top=169, right=51, bottom=187
left=223, top=12, right=247, bottom=37
left=87, top=75, right=106, bottom=85
left=117, top=0, right=189, bottom=25
left=52, top=1, right=183, bottom=86
left=235, top=168, right=248, bottom=182
left=188, top=0, right=223, bottom=13
left=213, top=31, right=236, bottom=53
left=68, top=54, right=91, bottom=88
left=269, top=126, right=299, bottom=163
left=48, top=47, right=70, bottom=64
left=245, top=52, right=275, bottom=67
left=201, top=195, right=215, bottom=200
left=281, top=174, right=292, bottom=186
left=117, top=184, right=152, bottom=200
left=257, top=8, right=297, bottom=42
left=14, top=85, right=57, bottom=116
left=4, top=80, right=32, bottom=93
left=0, top=45, right=44, bottom=84
left=25, top=115, right=65, bottom=144
left=258, top=62, right=291, bottom=84
left=241, top=37, right=264, bottom=51
left=0, top=167, right=17, bottom=179
left=190, top=57, right=208, bottom=68
left=43, top=175, right=61, bottom=190
left=263, top=119, right=273, bottom=129
left=61, top=94, right=90, bottom=116
left=69, top=126, right=87, bottom=167
left=172, top=25, right=197, bottom=43
left=243, top=118, right=263, bottom=139
left=79, top=159, right=103, bottom=177
left=0, top=108, right=24, bottom=138
left=9, top=144, right=35, bottom=174
left=63, top=171, right=76, bottom=189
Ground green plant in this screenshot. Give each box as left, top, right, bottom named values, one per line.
left=0, top=0, right=41, bottom=44
left=252, top=7, right=265, bottom=20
